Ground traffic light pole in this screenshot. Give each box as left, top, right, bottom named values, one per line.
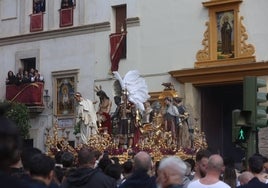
left=255, top=127, right=259, bottom=154
left=232, top=76, right=268, bottom=162
left=243, top=76, right=268, bottom=158
left=247, top=128, right=256, bottom=159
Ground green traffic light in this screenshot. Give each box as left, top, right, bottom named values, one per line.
left=239, top=128, right=245, bottom=140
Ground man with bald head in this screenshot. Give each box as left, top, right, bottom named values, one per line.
left=237, top=154, right=268, bottom=188
left=191, top=149, right=211, bottom=181
left=119, top=151, right=156, bottom=188
left=238, top=171, right=254, bottom=185
left=188, top=154, right=230, bottom=188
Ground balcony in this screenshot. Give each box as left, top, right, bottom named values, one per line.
left=6, top=82, right=45, bottom=115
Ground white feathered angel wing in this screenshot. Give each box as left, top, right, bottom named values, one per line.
left=123, top=70, right=150, bottom=111
left=113, top=71, right=125, bottom=89
left=113, top=70, right=150, bottom=111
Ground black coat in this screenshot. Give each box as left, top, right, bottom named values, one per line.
left=0, top=171, right=28, bottom=188
left=119, top=169, right=156, bottom=188
left=26, top=179, right=48, bottom=188
left=61, top=167, right=116, bottom=188
left=167, top=185, right=183, bottom=188
left=237, top=177, right=268, bottom=188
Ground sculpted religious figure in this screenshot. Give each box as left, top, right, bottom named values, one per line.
left=221, top=15, right=233, bottom=55
left=74, top=92, right=98, bottom=144
left=95, top=86, right=112, bottom=134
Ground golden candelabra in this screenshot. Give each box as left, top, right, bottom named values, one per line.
left=45, top=123, right=77, bottom=158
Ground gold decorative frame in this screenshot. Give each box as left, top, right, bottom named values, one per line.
left=52, top=69, right=79, bottom=121
left=195, top=0, right=255, bottom=68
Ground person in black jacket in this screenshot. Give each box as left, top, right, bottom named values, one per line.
left=119, top=151, right=156, bottom=188
left=237, top=154, right=268, bottom=188
left=61, top=147, right=116, bottom=188
left=27, top=153, right=55, bottom=188
left=0, top=103, right=28, bottom=188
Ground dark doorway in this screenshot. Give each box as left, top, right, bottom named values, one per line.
left=200, top=84, right=245, bottom=162
left=21, top=58, right=36, bottom=72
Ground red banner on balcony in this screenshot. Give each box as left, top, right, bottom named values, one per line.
left=109, top=32, right=127, bottom=72
left=6, top=82, right=44, bottom=106
left=60, top=8, right=73, bottom=27
left=30, top=13, right=44, bottom=32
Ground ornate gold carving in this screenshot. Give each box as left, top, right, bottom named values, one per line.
left=45, top=86, right=208, bottom=163
left=45, top=116, right=208, bottom=163
left=195, top=0, right=256, bottom=68
left=203, top=0, right=243, bottom=7
left=196, top=22, right=210, bottom=62
left=239, top=16, right=255, bottom=57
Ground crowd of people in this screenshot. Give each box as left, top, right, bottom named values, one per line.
left=2, top=101, right=268, bottom=188
left=5, top=68, right=44, bottom=85
left=4, top=70, right=268, bottom=188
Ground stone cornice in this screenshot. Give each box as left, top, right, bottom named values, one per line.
left=0, top=22, right=110, bottom=46
left=169, top=62, right=268, bottom=86
left=126, top=17, right=140, bottom=27
left=0, top=16, right=141, bottom=46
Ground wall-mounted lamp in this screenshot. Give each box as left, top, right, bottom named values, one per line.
left=43, top=89, right=52, bottom=108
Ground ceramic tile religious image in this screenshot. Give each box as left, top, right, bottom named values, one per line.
left=56, top=77, right=75, bottom=116
left=217, top=10, right=234, bottom=59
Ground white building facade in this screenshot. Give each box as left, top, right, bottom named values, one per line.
left=1, top=0, right=268, bottom=157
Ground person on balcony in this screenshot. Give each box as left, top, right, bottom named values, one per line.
left=16, top=68, right=24, bottom=85
left=32, top=69, right=44, bottom=82
left=22, top=70, right=30, bottom=83
left=29, top=68, right=35, bottom=80
left=6, top=70, right=16, bottom=85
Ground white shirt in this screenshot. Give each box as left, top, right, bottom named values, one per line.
left=187, top=179, right=230, bottom=188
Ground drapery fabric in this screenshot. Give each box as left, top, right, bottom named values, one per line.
left=6, top=82, right=44, bottom=105
left=109, top=32, right=127, bottom=72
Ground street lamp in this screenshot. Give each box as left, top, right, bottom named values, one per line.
left=43, top=89, right=52, bottom=108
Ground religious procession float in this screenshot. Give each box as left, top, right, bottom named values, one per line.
left=44, top=70, right=208, bottom=163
